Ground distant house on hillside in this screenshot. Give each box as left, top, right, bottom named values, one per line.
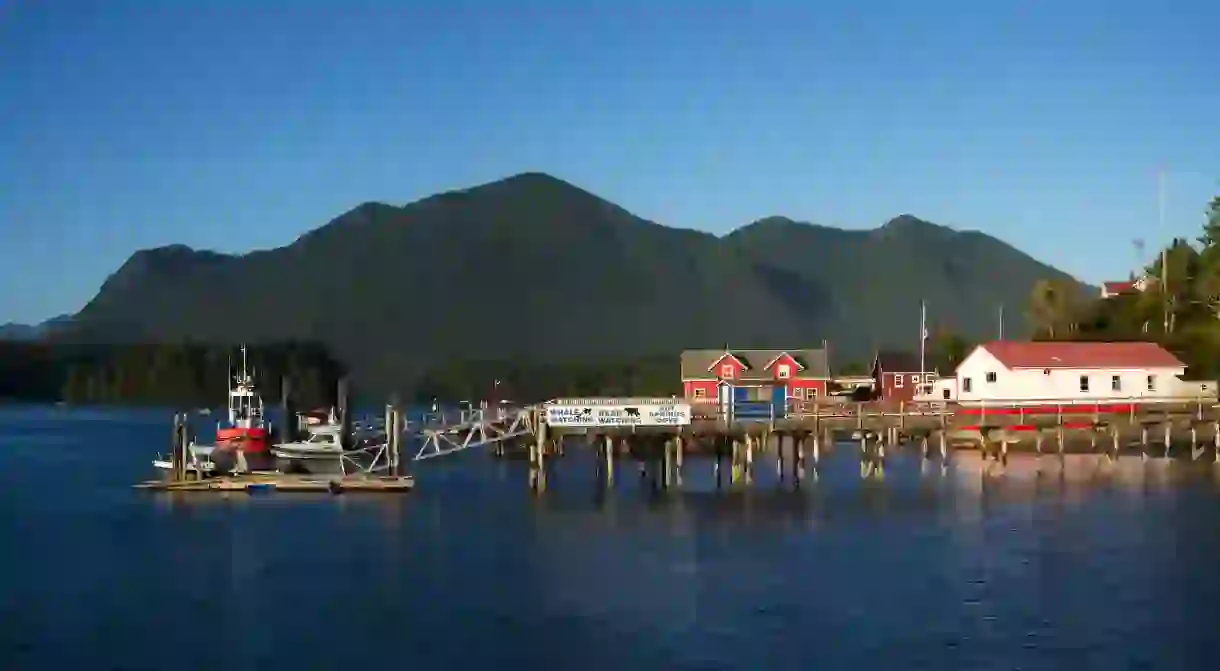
left=871, top=350, right=937, bottom=402
left=954, top=340, right=1188, bottom=407
left=680, top=348, right=831, bottom=415
left=1101, top=276, right=1150, bottom=299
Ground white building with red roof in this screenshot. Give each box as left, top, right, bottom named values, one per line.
left=953, top=341, right=1190, bottom=406
left=1100, top=277, right=1150, bottom=298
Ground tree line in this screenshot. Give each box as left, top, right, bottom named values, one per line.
left=3, top=339, right=992, bottom=407
left=0, top=341, right=344, bottom=407
left=1026, top=192, right=1220, bottom=379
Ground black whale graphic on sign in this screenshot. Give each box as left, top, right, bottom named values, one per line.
left=624, top=407, right=641, bottom=417
left=580, top=408, right=593, bottom=416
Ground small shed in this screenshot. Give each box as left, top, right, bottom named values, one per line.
left=871, top=350, right=937, bottom=402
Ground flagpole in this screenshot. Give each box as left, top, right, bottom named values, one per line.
left=919, top=300, right=926, bottom=376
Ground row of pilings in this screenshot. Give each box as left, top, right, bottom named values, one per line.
left=506, top=421, right=1220, bottom=492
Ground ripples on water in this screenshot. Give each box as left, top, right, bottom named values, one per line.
left=2, top=405, right=1220, bottom=670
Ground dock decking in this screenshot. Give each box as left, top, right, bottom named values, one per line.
left=134, top=473, right=415, bottom=493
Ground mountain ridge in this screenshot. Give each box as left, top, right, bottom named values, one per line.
left=52, top=172, right=1086, bottom=395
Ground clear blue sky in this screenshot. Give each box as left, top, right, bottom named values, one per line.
left=1, top=0, right=1216, bottom=324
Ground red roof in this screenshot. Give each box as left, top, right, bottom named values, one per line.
left=1103, top=281, right=1136, bottom=294
left=980, top=341, right=1184, bottom=370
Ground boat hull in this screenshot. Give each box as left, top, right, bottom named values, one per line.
left=216, top=427, right=270, bottom=453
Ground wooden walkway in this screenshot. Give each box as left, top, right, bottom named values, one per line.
left=134, top=473, right=415, bottom=493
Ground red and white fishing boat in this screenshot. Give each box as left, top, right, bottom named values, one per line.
left=215, top=345, right=269, bottom=454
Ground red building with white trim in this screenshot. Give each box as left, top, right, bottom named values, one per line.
left=871, top=350, right=938, bottom=402
left=680, top=348, right=831, bottom=410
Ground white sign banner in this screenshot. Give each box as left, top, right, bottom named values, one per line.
left=545, top=401, right=692, bottom=427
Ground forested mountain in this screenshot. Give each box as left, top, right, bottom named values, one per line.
left=50, top=172, right=1085, bottom=396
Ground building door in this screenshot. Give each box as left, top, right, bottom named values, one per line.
left=718, top=382, right=731, bottom=416
left=771, top=385, right=787, bottom=416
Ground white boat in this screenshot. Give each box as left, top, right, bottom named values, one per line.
left=271, top=425, right=344, bottom=460
left=272, top=422, right=391, bottom=475
left=152, top=443, right=221, bottom=474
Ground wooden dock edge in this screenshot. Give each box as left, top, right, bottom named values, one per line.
left=133, top=474, right=415, bottom=494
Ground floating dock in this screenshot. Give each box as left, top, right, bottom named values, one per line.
left=134, top=473, right=415, bottom=493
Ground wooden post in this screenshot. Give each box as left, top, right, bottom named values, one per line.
left=605, top=435, right=615, bottom=485
left=171, top=413, right=183, bottom=482
left=745, top=434, right=755, bottom=484
left=675, top=433, right=684, bottom=487
left=280, top=375, right=295, bottom=445
left=794, top=434, right=804, bottom=483
left=774, top=432, right=783, bottom=480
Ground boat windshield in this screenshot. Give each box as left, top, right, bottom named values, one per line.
left=307, top=433, right=336, bottom=444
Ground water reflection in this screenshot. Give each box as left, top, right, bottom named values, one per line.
left=11, top=413, right=1220, bottom=669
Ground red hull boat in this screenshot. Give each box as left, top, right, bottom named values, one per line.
left=215, top=345, right=269, bottom=455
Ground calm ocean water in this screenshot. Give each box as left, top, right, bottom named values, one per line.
left=2, top=404, right=1220, bottom=670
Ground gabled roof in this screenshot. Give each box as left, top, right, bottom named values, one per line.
left=873, top=350, right=922, bottom=373
left=681, top=348, right=830, bottom=380
left=978, top=341, right=1184, bottom=370
left=705, top=351, right=748, bottom=371
left=761, top=351, right=806, bottom=371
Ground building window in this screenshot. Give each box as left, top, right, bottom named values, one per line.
left=693, top=388, right=707, bottom=399
left=985, top=371, right=997, bottom=383
left=942, top=389, right=952, bottom=400
left=777, top=364, right=791, bottom=379
left=808, top=387, right=818, bottom=397
left=791, top=388, right=804, bottom=400
left=1079, top=375, right=1090, bottom=392
left=894, top=374, right=904, bottom=388
left=912, top=374, right=922, bottom=385
left=721, top=363, right=735, bottom=378
left=962, top=377, right=972, bottom=393
left=1111, top=375, right=1121, bottom=392
left=1147, top=375, right=1156, bottom=392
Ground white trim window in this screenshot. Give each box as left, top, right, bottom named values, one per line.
left=693, top=388, right=707, bottom=399
left=721, top=363, right=735, bottom=378
left=894, top=374, right=904, bottom=388
left=1079, top=375, right=1090, bottom=393
left=912, top=374, right=922, bottom=385
left=1147, top=375, right=1156, bottom=392
left=985, top=371, right=997, bottom=383
left=777, top=364, right=791, bottom=379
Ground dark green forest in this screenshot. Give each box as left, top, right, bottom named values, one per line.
left=0, top=341, right=343, bottom=407
left=1, top=335, right=985, bottom=406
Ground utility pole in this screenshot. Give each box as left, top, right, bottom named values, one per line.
left=1160, top=169, right=1170, bottom=334
left=997, top=304, right=1004, bottom=340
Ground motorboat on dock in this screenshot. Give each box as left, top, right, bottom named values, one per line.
left=271, top=421, right=391, bottom=476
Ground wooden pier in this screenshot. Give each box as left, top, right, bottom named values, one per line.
left=520, top=398, right=1220, bottom=492
left=134, top=473, right=415, bottom=493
